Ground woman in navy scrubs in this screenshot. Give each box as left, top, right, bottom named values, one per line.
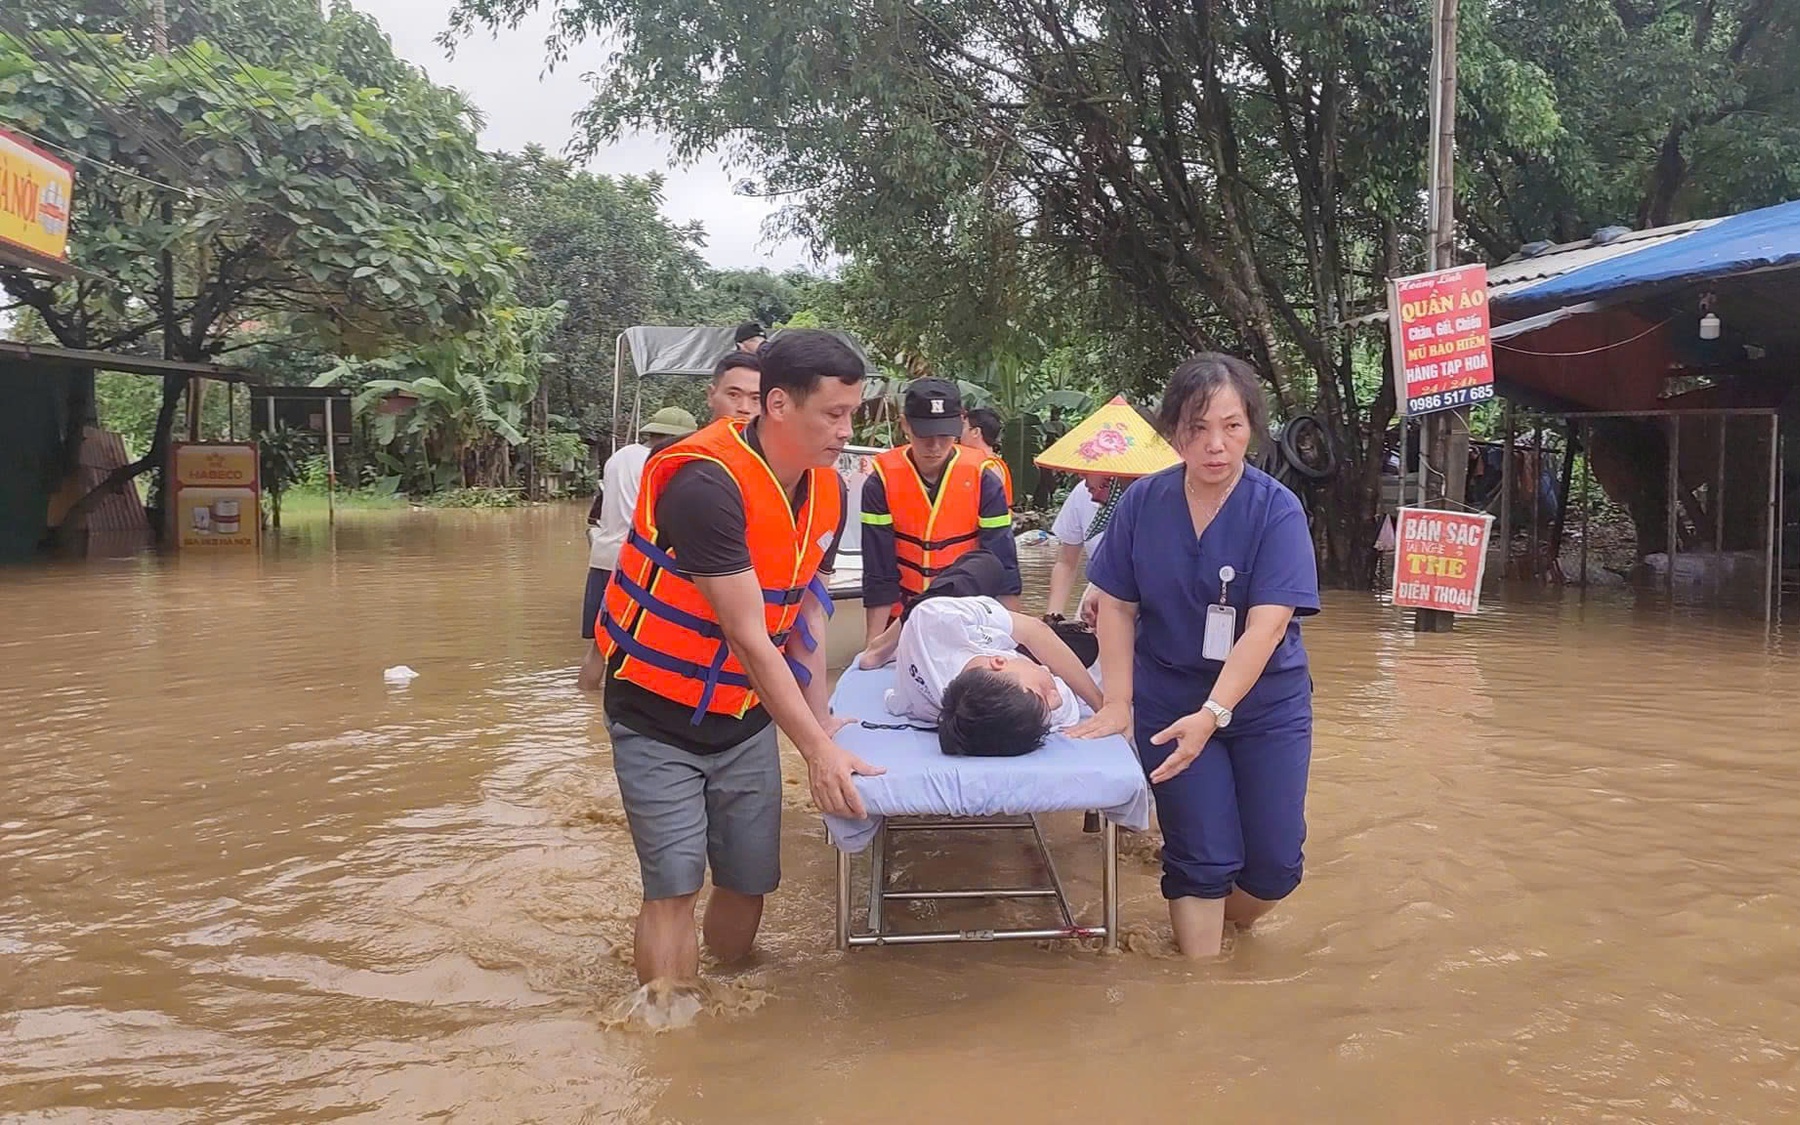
left=1074, top=353, right=1319, bottom=958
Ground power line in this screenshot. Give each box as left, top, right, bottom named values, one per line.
left=45, top=16, right=201, bottom=167
left=0, top=15, right=197, bottom=177
left=1, top=123, right=227, bottom=202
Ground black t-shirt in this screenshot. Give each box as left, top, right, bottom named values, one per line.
left=604, top=423, right=847, bottom=754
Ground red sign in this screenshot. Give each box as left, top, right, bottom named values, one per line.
left=1388, top=265, right=1495, bottom=416
left=1391, top=507, right=1494, bottom=615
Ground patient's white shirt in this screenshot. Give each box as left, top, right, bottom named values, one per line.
left=883, top=596, right=1083, bottom=729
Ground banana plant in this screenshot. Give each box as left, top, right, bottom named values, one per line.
left=315, top=304, right=563, bottom=490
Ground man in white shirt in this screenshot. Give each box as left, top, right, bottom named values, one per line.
left=581, top=406, right=697, bottom=647
left=858, top=551, right=1101, bottom=757
left=1045, top=473, right=1120, bottom=625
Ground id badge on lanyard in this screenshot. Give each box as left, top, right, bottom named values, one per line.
left=1203, top=565, right=1237, bottom=662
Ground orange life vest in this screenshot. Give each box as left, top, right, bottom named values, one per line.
left=872, top=445, right=995, bottom=601
left=597, top=419, right=841, bottom=724
left=986, top=451, right=1015, bottom=507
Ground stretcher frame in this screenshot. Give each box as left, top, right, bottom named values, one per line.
left=833, top=813, right=1119, bottom=951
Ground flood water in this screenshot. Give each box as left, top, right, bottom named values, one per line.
left=4, top=504, right=1799, bottom=1123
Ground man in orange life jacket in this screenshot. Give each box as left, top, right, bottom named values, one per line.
left=962, top=406, right=1014, bottom=507
left=579, top=329, right=883, bottom=986
left=861, top=378, right=1020, bottom=647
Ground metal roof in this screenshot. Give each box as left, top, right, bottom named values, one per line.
left=0, top=340, right=258, bottom=382
left=1483, top=219, right=1718, bottom=296
left=1338, top=217, right=1721, bottom=328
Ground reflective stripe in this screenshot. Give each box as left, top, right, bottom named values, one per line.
left=978, top=513, right=1012, bottom=529
left=860, top=511, right=894, bottom=525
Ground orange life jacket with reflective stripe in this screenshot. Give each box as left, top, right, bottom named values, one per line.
left=597, top=419, right=841, bottom=723
left=974, top=449, right=1014, bottom=507
left=873, top=445, right=988, bottom=600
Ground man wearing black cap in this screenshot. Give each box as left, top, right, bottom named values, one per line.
left=861, top=377, right=1019, bottom=647
left=733, top=321, right=765, bottom=354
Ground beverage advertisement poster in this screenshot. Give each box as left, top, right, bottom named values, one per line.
left=170, top=443, right=260, bottom=552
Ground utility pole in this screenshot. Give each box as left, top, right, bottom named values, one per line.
left=148, top=0, right=199, bottom=445
left=1415, top=0, right=1470, bottom=633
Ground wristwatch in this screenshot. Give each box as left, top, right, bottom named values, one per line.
left=1201, top=699, right=1233, bottom=728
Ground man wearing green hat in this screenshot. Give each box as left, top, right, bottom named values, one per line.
left=581, top=406, right=699, bottom=664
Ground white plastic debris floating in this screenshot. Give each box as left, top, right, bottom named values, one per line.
left=383, top=665, right=419, bottom=686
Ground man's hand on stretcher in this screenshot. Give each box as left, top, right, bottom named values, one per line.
left=694, top=570, right=885, bottom=819
left=856, top=616, right=903, bottom=670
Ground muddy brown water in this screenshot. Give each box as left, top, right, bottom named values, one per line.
left=3, top=505, right=1799, bottom=1123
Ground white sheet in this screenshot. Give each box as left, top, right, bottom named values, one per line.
left=822, top=664, right=1152, bottom=853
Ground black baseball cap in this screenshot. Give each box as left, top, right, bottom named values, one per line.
left=734, top=320, right=765, bottom=345
left=902, top=377, right=965, bottom=437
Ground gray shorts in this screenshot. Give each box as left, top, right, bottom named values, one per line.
left=608, top=721, right=782, bottom=900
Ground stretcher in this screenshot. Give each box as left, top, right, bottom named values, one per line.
left=823, top=664, right=1151, bottom=950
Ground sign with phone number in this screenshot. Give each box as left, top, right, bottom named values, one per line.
left=1388, top=265, right=1496, bottom=417
left=1406, top=383, right=1496, bottom=415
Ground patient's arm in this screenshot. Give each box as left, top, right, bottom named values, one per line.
left=1008, top=613, right=1103, bottom=713
left=857, top=615, right=902, bottom=669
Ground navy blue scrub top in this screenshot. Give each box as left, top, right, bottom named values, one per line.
left=1087, top=464, right=1320, bottom=729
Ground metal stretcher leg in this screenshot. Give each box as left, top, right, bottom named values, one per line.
left=834, top=814, right=1121, bottom=949
left=835, top=844, right=851, bottom=952
left=1102, top=818, right=1118, bottom=952
left=867, top=822, right=887, bottom=934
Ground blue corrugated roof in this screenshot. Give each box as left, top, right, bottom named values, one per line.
left=1503, top=198, right=1800, bottom=313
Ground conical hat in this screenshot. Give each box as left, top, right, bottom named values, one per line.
left=1033, top=396, right=1179, bottom=477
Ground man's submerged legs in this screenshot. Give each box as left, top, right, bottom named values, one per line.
left=636, top=893, right=701, bottom=984
left=702, top=887, right=764, bottom=963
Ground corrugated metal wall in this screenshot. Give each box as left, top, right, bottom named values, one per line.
left=0, top=359, right=90, bottom=562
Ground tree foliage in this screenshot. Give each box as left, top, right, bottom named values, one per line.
left=1465, top=0, right=1800, bottom=252
left=0, top=0, right=521, bottom=525
left=495, top=148, right=705, bottom=441
left=317, top=303, right=565, bottom=492
left=447, top=0, right=1800, bottom=582
left=1, top=2, right=519, bottom=360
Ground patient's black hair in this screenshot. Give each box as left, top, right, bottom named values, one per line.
left=937, top=667, right=1054, bottom=758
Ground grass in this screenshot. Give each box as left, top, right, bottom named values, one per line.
left=277, top=486, right=409, bottom=514
left=274, top=484, right=542, bottom=514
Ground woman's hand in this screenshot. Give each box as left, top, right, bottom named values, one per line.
left=1071, top=701, right=1130, bottom=740
left=1147, top=709, right=1219, bottom=783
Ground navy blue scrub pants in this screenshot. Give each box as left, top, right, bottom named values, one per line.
left=1134, top=685, right=1312, bottom=903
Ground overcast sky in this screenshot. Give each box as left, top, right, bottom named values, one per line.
left=350, top=0, right=813, bottom=272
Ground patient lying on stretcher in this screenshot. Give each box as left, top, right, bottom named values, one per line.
left=858, top=551, right=1102, bottom=757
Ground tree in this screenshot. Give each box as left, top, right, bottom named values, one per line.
left=442, top=0, right=1428, bottom=580
left=445, top=0, right=1800, bottom=583
left=680, top=267, right=826, bottom=328
left=0, top=1, right=520, bottom=527
left=319, top=303, right=566, bottom=491
left=494, top=148, right=707, bottom=443
left=1463, top=0, right=1800, bottom=253
left=258, top=420, right=314, bottom=528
